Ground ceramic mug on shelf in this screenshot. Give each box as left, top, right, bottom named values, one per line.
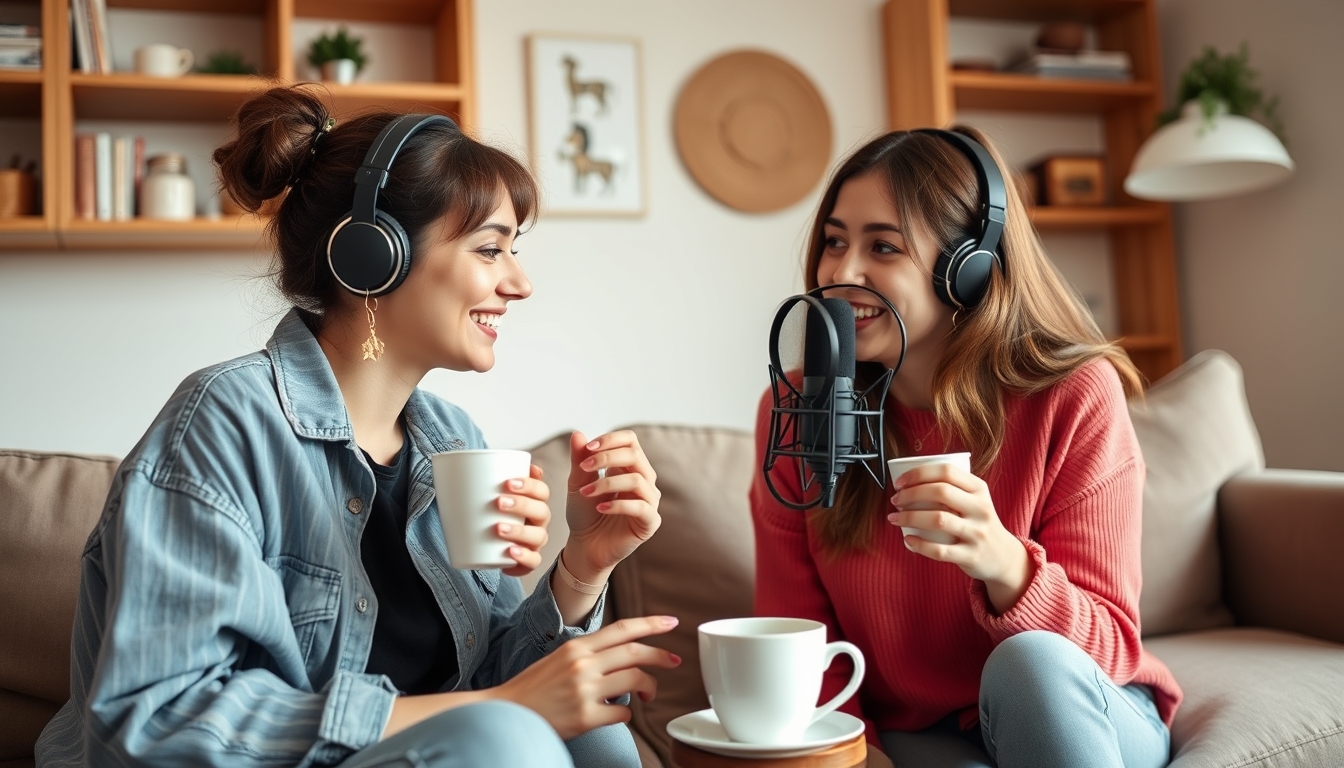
left=140, top=153, right=195, bottom=221
left=698, top=617, right=865, bottom=745
left=135, top=44, right=194, bottom=77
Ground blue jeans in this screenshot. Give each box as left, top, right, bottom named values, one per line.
left=880, top=631, right=1170, bottom=768
left=338, top=700, right=640, bottom=768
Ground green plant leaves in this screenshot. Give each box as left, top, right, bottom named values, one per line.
left=306, top=27, right=368, bottom=72
left=1160, top=42, right=1284, bottom=141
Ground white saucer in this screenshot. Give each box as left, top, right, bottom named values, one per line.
left=666, top=708, right=864, bottom=759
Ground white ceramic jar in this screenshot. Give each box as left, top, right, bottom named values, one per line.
left=140, top=153, right=195, bottom=220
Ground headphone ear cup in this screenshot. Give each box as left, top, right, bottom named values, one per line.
left=326, top=211, right=411, bottom=296
left=951, top=248, right=995, bottom=309
left=932, top=240, right=970, bottom=308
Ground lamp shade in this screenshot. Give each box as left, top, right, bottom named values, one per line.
left=1125, top=100, right=1293, bottom=201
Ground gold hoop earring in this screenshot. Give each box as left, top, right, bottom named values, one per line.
left=361, top=293, right=385, bottom=361
left=951, top=308, right=964, bottom=331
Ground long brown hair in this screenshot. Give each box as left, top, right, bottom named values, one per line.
left=213, top=84, right=537, bottom=317
left=803, top=127, right=1142, bottom=554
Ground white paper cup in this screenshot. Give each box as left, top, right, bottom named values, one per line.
left=431, top=449, right=531, bottom=570
left=699, top=617, right=864, bottom=745
left=886, top=451, right=972, bottom=545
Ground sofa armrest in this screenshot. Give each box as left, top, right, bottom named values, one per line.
left=1219, top=469, right=1344, bottom=645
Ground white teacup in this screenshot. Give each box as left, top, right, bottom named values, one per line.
left=431, top=449, right=531, bottom=570
left=699, top=617, right=865, bottom=745
left=135, top=44, right=194, bottom=77
left=887, top=451, right=972, bottom=545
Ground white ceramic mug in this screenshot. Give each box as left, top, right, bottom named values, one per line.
left=698, top=617, right=865, bottom=745
left=135, top=44, right=193, bottom=77
left=886, top=451, right=972, bottom=545
left=431, top=449, right=532, bottom=570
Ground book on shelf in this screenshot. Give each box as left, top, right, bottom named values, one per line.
left=0, top=30, right=41, bottom=69
left=75, top=133, right=95, bottom=220
left=69, top=0, right=110, bottom=74
left=94, top=132, right=111, bottom=221
left=0, top=24, right=41, bottom=38
left=1010, top=49, right=1133, bottom=82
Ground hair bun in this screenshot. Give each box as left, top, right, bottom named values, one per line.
left=213, top=85, right=331, bottom=212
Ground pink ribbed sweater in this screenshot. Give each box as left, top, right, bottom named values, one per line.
left=751, top=360, right=1182, bottom=737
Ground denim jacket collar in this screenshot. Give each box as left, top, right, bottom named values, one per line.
left=265, top=308, right=467, bottom=455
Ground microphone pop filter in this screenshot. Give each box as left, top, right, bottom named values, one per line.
left=803, top=298, right=856, bottom=379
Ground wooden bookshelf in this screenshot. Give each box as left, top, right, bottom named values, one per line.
left=883, top=0, right=1183, bottom=383
left=1, top=0, right=475, bottom=252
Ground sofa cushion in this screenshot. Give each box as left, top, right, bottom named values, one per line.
left=0, top=450, right=117, bottom=761
left=1147, top=628, right=1344, bottom=767
left=1130, top=350, right=1261, bottom=637
left=526, top=425, right=757, bottom=768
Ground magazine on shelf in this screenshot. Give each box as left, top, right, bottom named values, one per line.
left=0, top=24, right=41, bottom=38
left=0, top=22, right=41, bottom=68
left=1010, top=49, right=1133, bottom=81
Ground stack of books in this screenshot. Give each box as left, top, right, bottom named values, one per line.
left=74, top=132, right=145, bottom=221
left=70, top=0, right=111, bottom=74
left=1010, top=49, right=1132, bottom=82
left=0, top=24, right=41, bottom=70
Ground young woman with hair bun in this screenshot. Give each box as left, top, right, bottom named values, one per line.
left=751, top=126, right=1182, bottom=768
left=36, top=85, right=674, bottom=768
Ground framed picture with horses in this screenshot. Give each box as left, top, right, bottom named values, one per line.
left=526, top=33, right=645, bottom=216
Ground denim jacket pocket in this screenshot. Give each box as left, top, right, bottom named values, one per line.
left=271, top=555, right=342, bottom=666
left=470, top=568, right=501, bottom=596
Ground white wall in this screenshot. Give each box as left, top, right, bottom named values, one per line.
left=0, top=0, right=888, bottom=456
left=1156, top=0, right=1344, bottom=471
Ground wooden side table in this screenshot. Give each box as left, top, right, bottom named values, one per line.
left=670, top=734, right=868, bottom=768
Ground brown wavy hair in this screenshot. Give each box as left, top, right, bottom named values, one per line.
left=804, top=126, right=1143, bottom=554
left=213, top=84, right=537, bottom=318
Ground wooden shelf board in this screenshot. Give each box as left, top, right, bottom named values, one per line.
left=294, top=0, right=449, bottom=25
left=1029, top=205, right=1165, bottom=229
left=0, top=216, right=58, bottom=249
left=949, top=0, right=1145, bottom=23
left=322, top=81, right=466, bottom=116
left=71, top=73, right=276, bottom=121
left=58, top=216, right=268, bottom=250
left=106, top=0, right=266, bottom=14
left=69, top=74, right=464, bottom=121
left=952, top=71, right=1154, bottom=113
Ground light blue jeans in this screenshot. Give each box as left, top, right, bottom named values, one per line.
left=881, top=631, right=1170, bottom=768
left=337, top=700, right=639, bottom=768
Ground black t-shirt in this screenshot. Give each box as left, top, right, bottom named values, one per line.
left=361, top=439, right=458, bottom=694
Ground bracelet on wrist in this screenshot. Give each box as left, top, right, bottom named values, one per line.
left=556, top=551, right=605, bottom=595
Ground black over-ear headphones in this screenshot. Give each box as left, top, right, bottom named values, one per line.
left=327, top=113, right=458, bottom=297
left=913, top=128, right=1007, bottom=310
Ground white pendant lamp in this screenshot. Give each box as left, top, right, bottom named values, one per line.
left=1124, top=100, right=1294, bottom=201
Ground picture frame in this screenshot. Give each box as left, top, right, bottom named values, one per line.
left=526, top=33, right=645, bottom=216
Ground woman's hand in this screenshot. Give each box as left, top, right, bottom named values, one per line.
left=495, top=464, right=552, bottom=579
left=562, top=430, right=662, bottom=583
left=493, top=616, right=682, bottom=739
left=887, top=463, right=1035, bottom=613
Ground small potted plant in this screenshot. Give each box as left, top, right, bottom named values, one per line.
left=307, top=27, right=368, bottom=85
left=196, top=50, right=257, bottom=76
left=1160, top=42, right=1283, bottom=139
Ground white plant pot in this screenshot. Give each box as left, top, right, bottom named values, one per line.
left=320, top=58, right=357, bottom=85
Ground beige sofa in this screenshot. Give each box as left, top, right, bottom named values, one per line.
left=4, top=350, right=1343, bottom=768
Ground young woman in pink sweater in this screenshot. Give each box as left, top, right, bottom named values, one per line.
left=751, top=127, right=1181, bottom=768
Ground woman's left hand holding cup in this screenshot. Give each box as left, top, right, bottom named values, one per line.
left=495, top=464, right=552, bottom=579
left=562, top=430, right=663, bottom=584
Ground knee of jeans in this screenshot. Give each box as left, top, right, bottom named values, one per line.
left=442, top=700, right=568, bottom=764
left=981, top=631, right=1091, bottom=702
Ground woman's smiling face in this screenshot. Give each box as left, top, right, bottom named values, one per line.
left=815, top=171, right=954, bottom=370
left=379, top=187, right=533, bottom=373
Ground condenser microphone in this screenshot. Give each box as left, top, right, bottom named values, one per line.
left=763, top=284, right=904, bottom=510
left=801, top=298, right=858, bottom=494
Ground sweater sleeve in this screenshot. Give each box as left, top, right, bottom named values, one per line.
left=750, top=388, right=877, bottom=742
left=968, top=362, right=1148, bottom=684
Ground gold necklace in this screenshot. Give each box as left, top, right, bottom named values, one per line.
left=910, top=422, right=939, bottom=452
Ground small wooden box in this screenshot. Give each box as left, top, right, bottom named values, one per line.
left=1029, top=155, right=1106, bottom=206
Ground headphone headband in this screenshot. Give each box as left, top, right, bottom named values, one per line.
left=328, top=112, right=458, bottom=297
left=913, top=128, right=1007, bottom=260
left=349, top=114, right=457, bottom=228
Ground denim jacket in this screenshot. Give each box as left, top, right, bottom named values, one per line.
left=36, top=309, right=605, bottom=767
